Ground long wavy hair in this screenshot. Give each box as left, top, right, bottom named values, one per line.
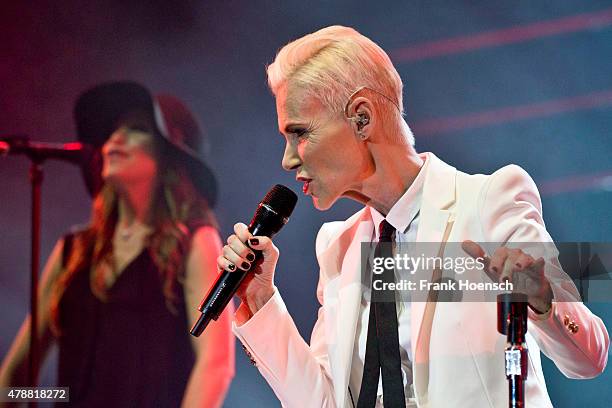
left=49, top=148, right=217, bottom=335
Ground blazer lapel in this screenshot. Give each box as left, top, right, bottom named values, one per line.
left=318, top=210, right=374, bottom=407
left=412, top=153, right=457, bottom=405
left=337, top=218, right=374, bottom=406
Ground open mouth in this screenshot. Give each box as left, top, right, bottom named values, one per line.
left=297, top=176, right=312, bottom=194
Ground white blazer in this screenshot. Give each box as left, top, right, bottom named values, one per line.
left=233, top=152, right=609, bottom=407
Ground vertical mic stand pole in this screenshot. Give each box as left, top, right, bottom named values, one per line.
left=2, top=137, right=43, bottom=406
left=28, top=161, right=43, bottom=408
left=497, top=293, right=529, bottom=408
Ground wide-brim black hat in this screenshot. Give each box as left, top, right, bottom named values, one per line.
left=74, top=81, right=218, bottom=207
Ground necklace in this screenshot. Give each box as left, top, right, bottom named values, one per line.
left=116, top=222, right=153, bottom=242
left=118, top=224, right=135, bottom=241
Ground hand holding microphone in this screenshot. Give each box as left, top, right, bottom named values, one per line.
left=219, top=222, right=279, bottom=316
left=190, top=185, right=297, bottom=337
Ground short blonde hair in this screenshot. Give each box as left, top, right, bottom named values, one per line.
left=267, top=25, right=414, bottom=145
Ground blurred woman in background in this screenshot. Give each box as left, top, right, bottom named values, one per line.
left=0, top=81, right=234, bottom=407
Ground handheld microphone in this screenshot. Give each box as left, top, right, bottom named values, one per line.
left=190, top=184, right=298, bottom=337
left=0, top=135, right=93, bottom=165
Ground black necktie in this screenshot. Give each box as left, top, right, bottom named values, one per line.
left=357, top=220, right=406, bottom=408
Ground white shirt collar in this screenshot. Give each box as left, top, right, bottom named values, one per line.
left=370, top=153, right=428, bottom=237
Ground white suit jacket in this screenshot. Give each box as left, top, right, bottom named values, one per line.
left=233, top=152, right=609, bottom=407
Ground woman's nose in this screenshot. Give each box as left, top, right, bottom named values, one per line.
left=281, top=142, right=301, bottom=171
left=102, top=128, right=127, bottom=154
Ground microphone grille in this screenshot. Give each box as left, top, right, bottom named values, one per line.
left=261, top=184, right=298, bottom=219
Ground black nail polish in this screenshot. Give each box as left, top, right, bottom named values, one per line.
left=246, top=253, right=255, bottom=262
left=228, top=263, right=236, bottom=271
left=241, top=261, right=251, bottom=270
left=249, top=238, right=259, bottom=246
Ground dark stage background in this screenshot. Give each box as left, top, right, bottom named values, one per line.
left=1, top=1, right=611, bottom=406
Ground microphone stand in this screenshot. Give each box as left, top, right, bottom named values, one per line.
left=497, top=293, right=528, bottom=408
left=1, top=135, right=59, bottom=408
left=28, top=161, right=43, bottom=393
left=2, top=135, right=91, bottom=408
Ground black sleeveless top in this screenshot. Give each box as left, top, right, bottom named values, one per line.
left=56, top=233, right=195, bottom=407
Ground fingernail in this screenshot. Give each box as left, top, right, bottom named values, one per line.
left=249, top=238, right=259, bottom=246
left=228, top=263, right=236, bottom=271
left=246, top=253, right=255, bottom=262
left=241, top=261, right=251, bottom=270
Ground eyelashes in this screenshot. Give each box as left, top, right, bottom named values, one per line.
left=294, top=128, right=309, bottom=138
left=287, top=120, right=317, bottom=141
left=293, top=124, right=316, bottom=139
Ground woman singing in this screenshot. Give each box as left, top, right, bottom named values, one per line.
left=217, top=26, right=607, bottom=407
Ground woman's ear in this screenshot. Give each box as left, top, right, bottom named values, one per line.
left=345, top=96, right=374, bottom=141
